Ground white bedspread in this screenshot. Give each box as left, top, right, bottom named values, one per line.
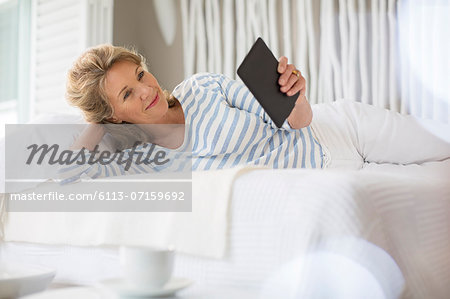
left=2, top=165, right=449, bottom=299
left=1, top=166, right=262, bottom=259
left=175, top=166, right=450, bottom=299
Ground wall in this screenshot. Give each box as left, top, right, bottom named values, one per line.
left=113, top=0, right=184, bottom=92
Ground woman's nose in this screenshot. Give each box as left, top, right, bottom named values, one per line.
left=138, top=84, right=153, bottom=101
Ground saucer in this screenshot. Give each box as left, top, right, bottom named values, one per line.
left=99, top=277, right=193, bottom=297
left=0, top=262, right=56, bottom=298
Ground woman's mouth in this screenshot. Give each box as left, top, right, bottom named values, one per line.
left=145, top=93, right=159, bottom=110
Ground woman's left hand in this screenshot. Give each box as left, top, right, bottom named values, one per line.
left=277, top=56, right=306, bottom=97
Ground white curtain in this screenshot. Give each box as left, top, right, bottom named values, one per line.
left=180, top=0, right=449, bottom=123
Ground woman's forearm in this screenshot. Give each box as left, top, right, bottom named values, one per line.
left=287, top=94, right=313, bottom=129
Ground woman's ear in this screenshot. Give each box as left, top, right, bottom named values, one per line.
left=107, top=116, right=122, bottom=123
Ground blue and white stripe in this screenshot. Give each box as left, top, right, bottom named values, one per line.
left=174, top=73, right=324, bottom=171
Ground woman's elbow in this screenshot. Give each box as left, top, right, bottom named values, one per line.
left=297, top=111, right=313, bottom=129
left=302, top=110, right=313, bottom=128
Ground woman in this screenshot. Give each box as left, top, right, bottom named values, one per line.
left=62, top=44, right=449, bottom=182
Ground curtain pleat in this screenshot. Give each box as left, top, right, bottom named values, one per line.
left=222, top=0, right=234, bottom=78
left=347, top=0, right=358, bottom=102
left=282, top=0, right=292, bottom=60
left=180, top=0, right=448, bottom=123
left=305, top=0, right=318, bottom=104
left=205, top=0, right=215, bottom=72
left=379, top=0, right=388, bottom=109
left=371, top=0, right=379, bottom=106
left=194, top=0, right=207, bottom=72
left=387, top=0, right=398, bottom=112
left=268, top=0, right=279, bottom=57
left=295, top=0, right=307, bottom=81
left=212, top=0, right=222, bottom=74
left=180, top=0, right=194, bottom=77
left=235, top=0, right=246, bottom=72
left=358, top=0, right=369, bottom=105
left=329, top=0, right=343, bottom=102
left=317, top=0, right=325, bottom=102
left=339, top=0, right=350, bottom=100
left=260, top=0, right=269, bottom=48
left=205, top=0, right=222, bottom=74
left=406, top=2, right=417, bottom=117
left=397, top=0, right=408, bottom=115
left=418, top=4, right=427, bottom=119
left=245, top=0, right=253, bottom=50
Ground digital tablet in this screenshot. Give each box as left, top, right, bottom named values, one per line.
left=237, top=37, right=298, bottom=128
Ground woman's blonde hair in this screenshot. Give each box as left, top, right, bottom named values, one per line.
left=66, top=44, right=175, bottom=123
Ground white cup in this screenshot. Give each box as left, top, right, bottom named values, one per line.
left=119, top=246, right=175, bottom=289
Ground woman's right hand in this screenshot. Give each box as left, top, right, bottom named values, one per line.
left=278, top=56, right=312, bottom=129
left=277, top=56, right=306, bottom=97
left=70, top=123, right=106, bottom=151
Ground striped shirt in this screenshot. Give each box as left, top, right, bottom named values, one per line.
left=59, top=73, right=324, bottom=183
left=174, top=73, right=324, bottom=170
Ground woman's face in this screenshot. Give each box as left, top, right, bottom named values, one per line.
left=104, top=60, right=168, bottom=124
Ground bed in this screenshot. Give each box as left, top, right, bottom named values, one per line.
left=1, top=105, right=449, bottom=299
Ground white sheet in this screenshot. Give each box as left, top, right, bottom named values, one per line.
left=311, top=100, right=450, bottom=169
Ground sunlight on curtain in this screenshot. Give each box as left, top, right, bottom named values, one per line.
left=398, top=0, right=450, bottom=123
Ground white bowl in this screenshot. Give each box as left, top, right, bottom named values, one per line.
left=0, top=262, right=56, bottom=299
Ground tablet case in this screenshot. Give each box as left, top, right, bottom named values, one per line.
left=237, top=37, right=298, bottom=128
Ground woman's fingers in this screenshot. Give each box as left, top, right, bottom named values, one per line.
left=279, top=63, right=295, bottom=86
left=278, top=56, right=306, bottom=97
left=278, top=56, right=288, bottom=73
left=288, top=77, right=306, bottom=96
left=281, top=71, right=303, bottom=93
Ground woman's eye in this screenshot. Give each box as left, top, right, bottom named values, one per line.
left=138, top=71, right=144, bottom=81
left=124, top=90, right=131, bottom=100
